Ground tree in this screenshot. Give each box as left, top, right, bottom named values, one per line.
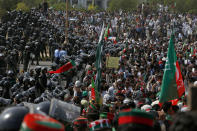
left=173, top=0, right=188, bottom=13
left=0, top=0, right=18, bottom=11
left=88, top=5, right=99, bottom=11
left=51, top=2, right=66, bottom=10
left=22, top=0, right=42, bottom=8
left=16, top=2, right=29, bottom=12
left=147, top=0, right=197, bottom=14
left=108, top=0, right=138, bottom=11
left=0, top=8, right=6, bottom=17
left=186, top=0, right=197, bottom=14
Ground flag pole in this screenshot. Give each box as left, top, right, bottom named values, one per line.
left=64, top=0, right=69, bottom=45
left=92, top=0, right=95, bottom=6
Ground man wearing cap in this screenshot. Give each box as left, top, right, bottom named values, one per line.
left=73, top=80, right=82, bottom=99
left=64, top=93, right=73, bottom=104
left=20, top=113, right=65, bottom=131
left=124, top=80, right=133, bottom=95
left=118, top=109, right=154, bottom=131
left=116, top=79, right=123, bottom=90
left=72, top=116, right=88, bottom=131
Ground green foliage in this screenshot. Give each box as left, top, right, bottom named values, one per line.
left=22, top=0, right=42, bottom=8
left=187, top=0, right=197, bottom=11
left=88, top=5, right=98, bottom=11
left=0, top=0, right=18, bottom=11
left=171, top=0, right=197, bottom=14
left=149, top=0, right=162, bottom=4
left=1, top=0, right=197, bottom=15
left=188, top=9, right=197, bottom=14
left=51, top=2, right=66, bottom=10
left=16, top=2, right=29, bottom=12
left=174, top=0, right=188, bottom=13
left=108, top=0, right=138, bottom=11
left=47, top=0, right=60, bottom=5
left=0, top=8, right=6, bottom=18
left=0, top=0, right=18, bottom=18
left=51, top=2, right=73, bottom=11
left=149, top=0, right=197, bottom=14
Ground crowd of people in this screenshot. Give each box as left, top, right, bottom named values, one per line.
left=0, top=2, right=196, bottom=131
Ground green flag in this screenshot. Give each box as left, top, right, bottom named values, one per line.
left=191, top=47, right=194, bottom=56
left=159, top=34, right=179, bottom=103
left=95, top=23, right=105, bottom=102
left=104, top=24, right=110, bottom=41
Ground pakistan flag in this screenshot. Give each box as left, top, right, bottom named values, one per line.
left=159, top=34, right=179, bottom=103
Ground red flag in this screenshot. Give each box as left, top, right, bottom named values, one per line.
left=170, top=99, right=179, bottom=105
left=175, top=61, right=185, bottom=98
left=158, top=102, right=162, bottom=107
left=113, top=39, right=117, bottom=44
left=48, top=61, right=75, bottom=74
left=168, top=61, right=185, bottom=106
left=192, top=49, right=196, bottom=57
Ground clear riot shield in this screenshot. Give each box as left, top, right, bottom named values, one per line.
left=49, top=98, right=81, bottom=123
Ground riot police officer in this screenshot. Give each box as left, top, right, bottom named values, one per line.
left=34, top=41, right=40, bottom=65
left=23, top=46, right=31, bottom=72
left=0, top=106, right=29, bottom=131
left=0, top=53, right=6, bottom=76
left=39, top=67, right=48, bottom=94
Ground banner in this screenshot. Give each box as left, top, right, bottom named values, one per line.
left=106, top=57, right=120, bottom=69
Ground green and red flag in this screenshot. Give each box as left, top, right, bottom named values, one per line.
left=91, top=77, right=99, bottom=103
left=104, top=24, right=110, bottom=41
left=91, top=77, right=96, bottom=101
left=48, top=61, right=75, bottom=74
left=159, top=34, right=185, bottom=103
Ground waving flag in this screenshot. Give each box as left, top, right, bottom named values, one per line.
left=48, top=61, right=75, bottom=74
left=159, top=34, right=185, bottom=103
left=104, top=24, right=110, bottom=41
left=91, top=78, right=96, bottom=100
left=94, top=23, right=105, bottom=104
left=175, top=61, right=185, bottom=98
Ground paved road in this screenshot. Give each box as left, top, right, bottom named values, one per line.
left=19, top=61, right=52, bottom=72
left=19, top=61, right=68, bottom=87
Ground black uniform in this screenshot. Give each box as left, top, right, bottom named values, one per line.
left=23, top=47, right=31, bottom=72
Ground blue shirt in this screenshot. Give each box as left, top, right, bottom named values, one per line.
left=59, top=50, right=67, bottom=58
left=54, top=49, right=60, bottom=58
